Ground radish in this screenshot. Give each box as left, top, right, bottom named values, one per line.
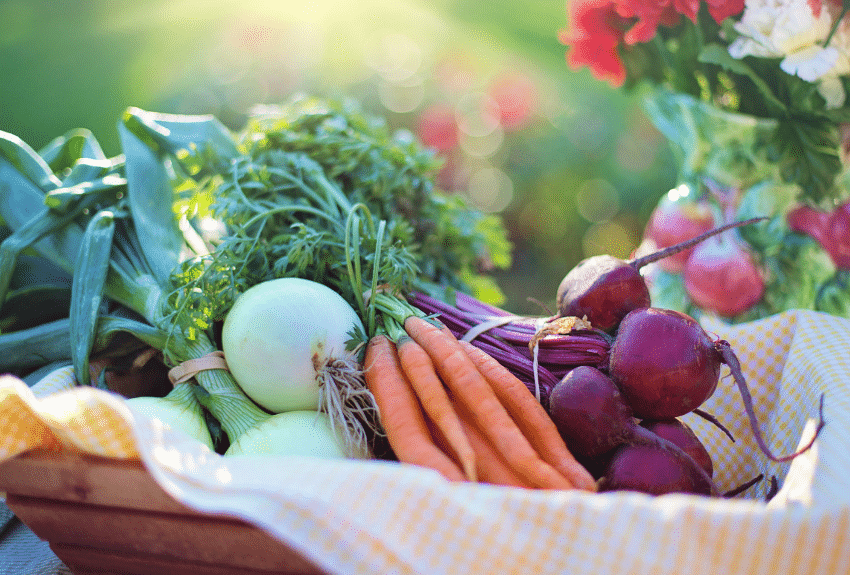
left=643, top=192, right=715, bottom=273
left=788, top=200, right=850, bottom=270
left=547, top=365, right=720, bottom=495
left=608, top=307, right=825, bottom=462
left=682, top=231, right=765, bottom=317
left=556, top=217, right=766, bottom=332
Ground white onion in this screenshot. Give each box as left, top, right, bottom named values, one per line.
left=127, top=391, right=215, bottom=450
left=221, top=277, right=364, bottom=414
left=225, top=410, right=366, bottom=458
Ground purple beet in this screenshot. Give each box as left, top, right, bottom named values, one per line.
left=641, top=418, right=714, bottom=478
left=547, top=365, right=720, bottom=496
left=608, top=307, right=826, bottom=462
left=556, top=217, right=766, bottom=332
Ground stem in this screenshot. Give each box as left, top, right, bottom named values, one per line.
left=180, top=331, right=269, bottom=441
left=723, top=474, right=764, bottom=498
left=241, top=204, right=344, bottom=231
left=716, top=340, right=825, bottom=462
left=367, top=219, right=387, bottom=338
left=262, top=165, right=336, bottom=214
left=692, top=408, right=736, bottom=442
left=313, top=170, right=355, bottom=215
left=629, top=217, right=767, bottom=269
left=824, top=8, right=848, bottom=48
left=344, top=204, right=376, bottom=323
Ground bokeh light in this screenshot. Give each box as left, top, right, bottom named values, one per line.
left=468, top=166, right=514, bottom=213
left=0, top=0, right=675, bottom=313
left=576, top=179, right=620, bottom=223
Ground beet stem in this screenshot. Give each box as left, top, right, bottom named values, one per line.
left=629, top=216, right=768, bottom=270
left=692, top=408, right=736, bottom=443
left=765, top=475, right=780, bottom=501
left=716, top=340, right=826, bottom=462
left=723, top=474, right=764, bottom=498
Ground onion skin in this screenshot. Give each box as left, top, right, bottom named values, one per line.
left=127, top=394, right=214, bottom=451
left=608, top=308, right=720, bottom=420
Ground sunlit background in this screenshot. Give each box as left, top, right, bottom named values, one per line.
left=0, top=0, right=676, bottom=314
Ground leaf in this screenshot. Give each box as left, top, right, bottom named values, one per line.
left=69, top=210, right=115, bottom=386
left=698, top=44, right=788, bottom=116
left=122, top=107, right=239, bottom=171
left=38, top=128, right=107, bottom=174
left=117, top=118, right=187, bottom=285
left=0, top=131, right=61, bottom=191
left=774, top=118, right=843, bottom=204
left=0, top=159, right=89, bottom=281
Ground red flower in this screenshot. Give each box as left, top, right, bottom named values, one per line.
left=704, top=0, right=745, bottom=23
left=561, top=0, right=746, bottom=87
left=615, top=0, right=698, bottom=45
left=559, top=0, right=631, bottom=87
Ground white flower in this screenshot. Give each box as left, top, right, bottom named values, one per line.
left=728, top=0, right=833, bottom=60
left=815, top=16, right=850, bottom=107
left=779, top=45, right=839, bottom=82
left=729, top=0, right=850, bottom=104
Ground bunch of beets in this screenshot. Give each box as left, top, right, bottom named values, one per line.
left=412, top=218, right=824, bottom=497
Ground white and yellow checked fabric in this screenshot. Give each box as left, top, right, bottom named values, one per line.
left=1, top=309, right=849, bottom=575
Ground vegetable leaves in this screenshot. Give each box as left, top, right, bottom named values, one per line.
left=164, top=96, right=512, bottom=345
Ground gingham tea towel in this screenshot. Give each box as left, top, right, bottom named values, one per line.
left=1, top=309, right=849, bottom=575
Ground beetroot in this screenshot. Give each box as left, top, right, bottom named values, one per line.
left=608, top=308, right=719, bottom=419
left=548, top=366, right=635, bottom=459
left=556, top=217, right=766, bottom=332
left=640, top=418, right=714, bottom=478
left=547, top=365, right=719, bottom=495
left=598, top=441, right=715, bottom=496
left=682, top=232, right=765, bottom=317
left=608, top=307, right=825, bottom=462
left=644, top=194, right=715, bottom=273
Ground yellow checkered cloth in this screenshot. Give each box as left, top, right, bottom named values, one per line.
left=1, top=309, right=849, bottom=575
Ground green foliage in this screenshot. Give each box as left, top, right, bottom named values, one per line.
left=164, top=96, right=512, bottom=343
left=620, top=7, right=850, bottom=208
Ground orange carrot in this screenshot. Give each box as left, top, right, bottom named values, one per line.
left=395, top=335, right=478, bottom=482
left=458, top=340, right=597, bottom=492
left=364, top=335, right=466, bottom=482
left=403, top=315, right=574, bottom=490
left=434, top=400, right=531, bottom=488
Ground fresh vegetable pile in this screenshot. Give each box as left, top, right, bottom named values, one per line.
left=0, top=96, right=822, bottom=499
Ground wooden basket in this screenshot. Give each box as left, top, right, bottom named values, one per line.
left=0, top=450, right=328, bottom=575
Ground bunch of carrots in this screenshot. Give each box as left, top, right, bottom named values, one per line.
left=364, top=294, right=597, bottom=491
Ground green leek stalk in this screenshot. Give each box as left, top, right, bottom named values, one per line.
left=0, top=130, right=216, bottom=447
left=1, top=113, right=276, bottom=449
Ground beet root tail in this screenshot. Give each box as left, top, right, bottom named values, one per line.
left=716, top=340, right=826, bottom=463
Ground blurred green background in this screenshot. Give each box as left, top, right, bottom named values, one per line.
left=0, top=0, right=676, bottom=314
